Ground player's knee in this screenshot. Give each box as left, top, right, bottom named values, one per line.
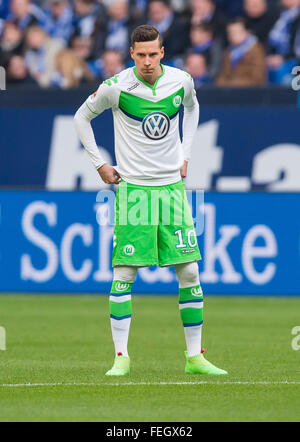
left=113, top=266, right=137, bottom=283
left=174, top=261, right=200, bottom=288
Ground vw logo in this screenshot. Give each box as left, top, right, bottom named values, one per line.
left=142, top=112, right=170, bottom=140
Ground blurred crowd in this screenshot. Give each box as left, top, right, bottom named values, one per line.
left=1, top=0, right=300, bottom=89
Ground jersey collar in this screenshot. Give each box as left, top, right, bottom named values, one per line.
left=133, top=64, right=165, bottom=97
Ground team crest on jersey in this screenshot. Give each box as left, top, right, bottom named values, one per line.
left=173, top=95, right=182, bottom=108
left=142, top=112, right=170, bottom=140
left=123, top=244, right=135, bottom=256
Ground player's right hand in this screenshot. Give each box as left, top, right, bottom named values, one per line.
left=98, top=164, right=121, bottom=184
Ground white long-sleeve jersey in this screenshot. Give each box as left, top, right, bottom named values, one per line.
left=74, top=64, right=199, bottom=186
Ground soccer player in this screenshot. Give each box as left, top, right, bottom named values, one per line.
left=74, top=25, right=227, bottom=376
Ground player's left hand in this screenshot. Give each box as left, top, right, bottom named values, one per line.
left=180, top=161, right=188, bottom=178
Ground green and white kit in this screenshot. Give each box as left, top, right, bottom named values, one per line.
left=74, top=64, right=200, bottom=266
left=75, top=69, right=229, bottom=374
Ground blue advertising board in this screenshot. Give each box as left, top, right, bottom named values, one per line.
left=1, top=105, right=300, bottom=192
left=0, top=190, right=299, bottom=295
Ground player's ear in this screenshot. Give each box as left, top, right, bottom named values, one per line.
left=130, top=46, right=134, bottom=60
left=160, top=46, right=165, bottom=60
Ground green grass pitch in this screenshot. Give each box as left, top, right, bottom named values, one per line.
left=0, top=294, right=300, bottom=422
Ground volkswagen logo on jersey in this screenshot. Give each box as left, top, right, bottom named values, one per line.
left=142, top=112, right=170, bottom=140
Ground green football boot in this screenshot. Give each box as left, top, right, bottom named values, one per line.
left=185, top=350, right=228, bottom=375
left=105, top=355, right=130, bottom=376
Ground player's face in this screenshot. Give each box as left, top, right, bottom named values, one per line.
left=130, top=39, right=164, bottom=84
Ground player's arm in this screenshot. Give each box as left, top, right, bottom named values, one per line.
left=181, top=74, right=200, bottom=178
left=74, top=84, right=121, bottom=184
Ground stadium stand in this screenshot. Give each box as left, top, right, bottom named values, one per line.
left=1, top=0, right=299, bottom=88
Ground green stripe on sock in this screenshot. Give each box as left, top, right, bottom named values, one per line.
left=180, top=307, right=203, bottom=326
left=111, top=280, right=133, bottom=294
left=179, top=285, right=203, bottom=303
left=110, top=300, right=132, bottom=318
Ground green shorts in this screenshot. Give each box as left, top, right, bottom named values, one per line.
left=112, top=180, right=201, bottom=267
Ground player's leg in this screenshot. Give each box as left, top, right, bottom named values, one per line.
left=175, top=261, right=203, bottom=356
left=175, top=261, right=228, bottom=375
left=108, top=181, right=159, bottom=375
left=105, top=265, right=137, bottom=376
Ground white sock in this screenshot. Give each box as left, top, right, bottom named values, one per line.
left=110, top=317, right=131, bottom=357
left=184, top=325, right=202, bottom=357
left=175, top=262, right=203, bottom=357
left=110, top=266, right=137, bottom=358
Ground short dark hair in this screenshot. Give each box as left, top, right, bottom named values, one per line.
left=227, top=17, right=247, bottom=28
left=131, top=25, right=163, bottom=48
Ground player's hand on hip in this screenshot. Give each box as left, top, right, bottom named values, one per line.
left=98, top=164, right=122, bottom=184
left=180, top=161, right=188, bottom=179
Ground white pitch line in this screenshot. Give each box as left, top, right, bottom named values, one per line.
left=0, top=381, right=300, bottom=388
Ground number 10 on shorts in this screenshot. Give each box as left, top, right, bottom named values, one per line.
left=175, top=229, right=198, bottom=249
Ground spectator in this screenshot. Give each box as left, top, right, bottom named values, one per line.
left=71, top=34, right=93, bottom=60
left=6, top=54, right=38, bottom=85
left=105, top=0, right=129, bottom=56
left=24, top=25, right=65, bottom=87
left=99, top=48, right=125, bottom=78
left=0, top=21, right=24, bottom=65
left=244, top=0, right=280, bottom=45
left=147, top=0, right=189, bottom=61
left=72, top=40, right=125, bottom=79
left=72, top=0, right=107, bottom=58
left=71, top=34, right=103, bottom=76
left=7, top=0, right=48, bottom=31
left=189, top=22, right=222, bottom=78
left=44, top=0, right=73, bottom=44
left=184, top=52, right=212, bottom=87
left=267, top=0, right=300, bottom=83
left=51, top=48, right=94, bottom=87
left=217, top=17, right=266, bottom=86
left=189, top=0, right=227, bottom=40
